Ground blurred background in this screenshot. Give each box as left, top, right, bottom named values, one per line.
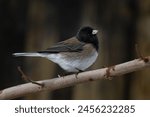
left=0, top=0, right=150, bottom=99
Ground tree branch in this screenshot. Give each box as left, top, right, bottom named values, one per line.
left=0, top=56, right=150, bottom=99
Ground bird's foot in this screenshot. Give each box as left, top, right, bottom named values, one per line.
left=57, top=74, right=64, bottom=78
left=75, top=68, right=84, bottom=79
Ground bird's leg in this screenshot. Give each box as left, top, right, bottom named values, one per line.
left=57, top=74, right=62, bottom=78
left=75, top=68, right=84, bottom=79
left=57, top=70, right=70, bottom=78
left=57, top=68, right=84, bottom=79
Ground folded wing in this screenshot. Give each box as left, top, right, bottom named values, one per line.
left=38, top=38, right=85, bottom=53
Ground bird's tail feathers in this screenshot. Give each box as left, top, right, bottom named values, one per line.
left=12, top=52, right=42, bottom=57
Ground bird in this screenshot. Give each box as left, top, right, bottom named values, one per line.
left=13, top=26, right=99, bottom=73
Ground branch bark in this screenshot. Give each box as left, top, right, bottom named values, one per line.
left=0, top=56, right=150, bottom=99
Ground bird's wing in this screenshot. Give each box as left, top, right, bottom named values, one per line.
left=38, top=38, right=85, bottom=53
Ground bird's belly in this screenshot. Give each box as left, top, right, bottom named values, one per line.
left=46, top=51, right=98, bottom=72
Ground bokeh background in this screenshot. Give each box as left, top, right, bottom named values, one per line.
left=0, top=0, right=150, bottom=99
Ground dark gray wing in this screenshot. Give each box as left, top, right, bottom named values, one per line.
left=38, top=41, right=85, bottom=53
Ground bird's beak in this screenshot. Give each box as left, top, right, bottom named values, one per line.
left=92, top=30, right=98, bottom=35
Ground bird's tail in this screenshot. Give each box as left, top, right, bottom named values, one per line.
left=12, top=52, right=42, bottom=57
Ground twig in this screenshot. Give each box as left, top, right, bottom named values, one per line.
left=135, top=44, right=149, bottom=63
left=135, top=44, right=143, bottom=59
left=0, top=56, right=150, bottom=99
left=104, top=65, right=115, bottom=80
left=17, top=66, right=44, bottom=87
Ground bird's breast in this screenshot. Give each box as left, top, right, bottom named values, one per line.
left=46, top=44, right=98, bottom=72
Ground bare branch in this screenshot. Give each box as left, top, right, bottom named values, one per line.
left=0, top=56, right=150, bottom=99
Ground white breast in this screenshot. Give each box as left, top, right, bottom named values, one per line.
left=44, top=50, right=98, bottom=72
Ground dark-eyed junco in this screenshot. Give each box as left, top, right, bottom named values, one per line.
left=13, top=26, right=99, bottom=73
